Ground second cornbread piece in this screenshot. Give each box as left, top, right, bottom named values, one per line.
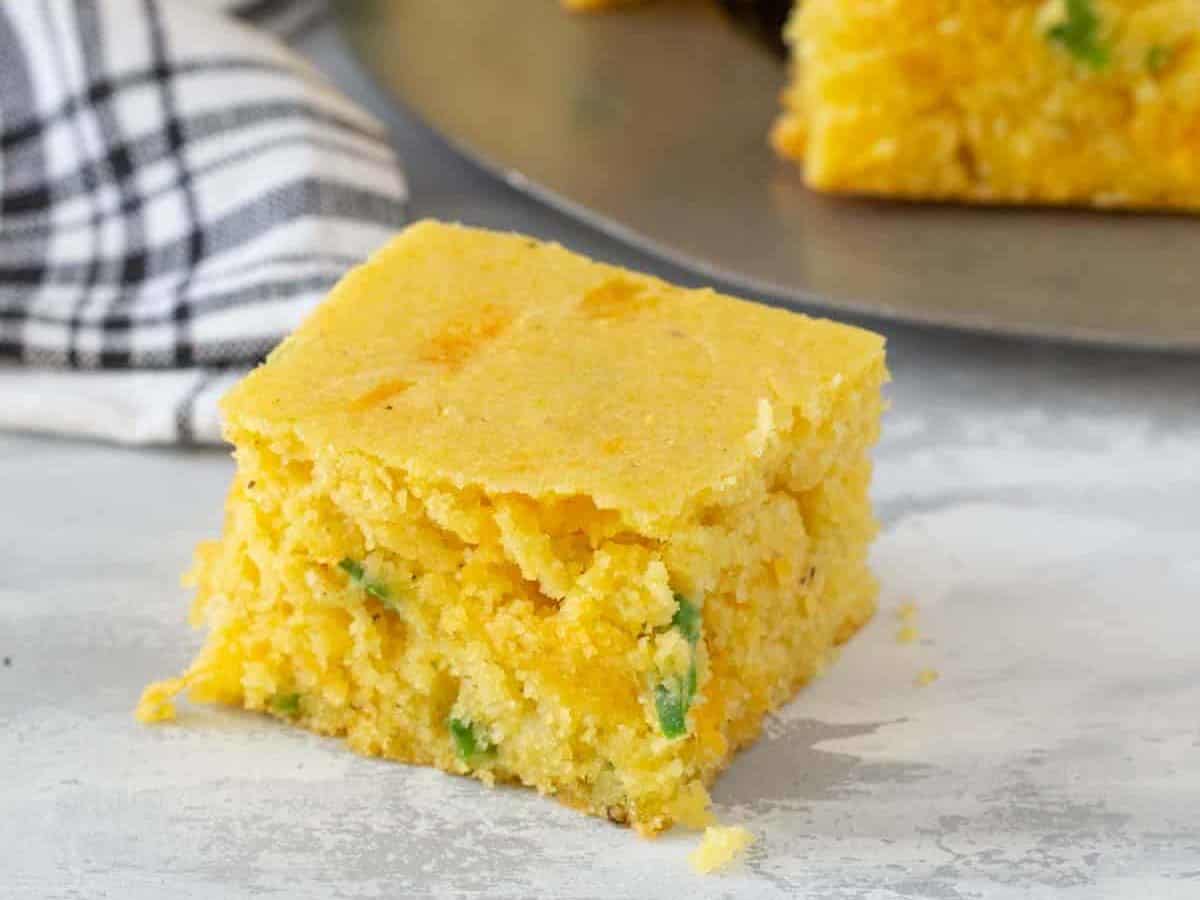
left=773, top=0, right=1200, bottom=210
left=139, top=221, right=887, bottom=835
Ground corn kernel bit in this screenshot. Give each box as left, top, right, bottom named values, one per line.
left=689, top=825, right=755, bottom=874
left=915, top=668, right=940, bottom=687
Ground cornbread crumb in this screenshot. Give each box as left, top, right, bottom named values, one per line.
left=135, top=678, right=186, bottom=723
left=896, top=625, right=920, bottom=644
left=896, top=601, right=918, bottom=622
left=690, top=825, right=755, bottom=874
left=916, top=668, right=940, bottom=687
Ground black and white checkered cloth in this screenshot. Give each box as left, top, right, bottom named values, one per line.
left=0, top=0, right=408, bottom=444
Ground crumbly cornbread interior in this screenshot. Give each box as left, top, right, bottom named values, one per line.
left=139, top=221, right=887, bottom=835
left=772, top=0, right=1200, bottom=209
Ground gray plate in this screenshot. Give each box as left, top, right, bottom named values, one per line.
left=334, top=0, right=1200, bottom=350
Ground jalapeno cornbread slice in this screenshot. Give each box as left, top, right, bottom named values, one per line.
left=138, top=221, right=887, bottom=835
left=773, top=0, right=1200, bottom=209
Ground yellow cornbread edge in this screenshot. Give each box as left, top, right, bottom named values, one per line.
left=139, top=221, right=888, bottom=837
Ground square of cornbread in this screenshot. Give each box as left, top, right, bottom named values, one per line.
left=772, top=0, right=1200, bottom=210
left=139, top=221, right=887, bottom=835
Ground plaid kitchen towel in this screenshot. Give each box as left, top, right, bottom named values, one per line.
left=0, top=0, right=408, bottom=445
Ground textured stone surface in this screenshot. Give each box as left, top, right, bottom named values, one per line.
left=1, top=21, right=1198, bottom=900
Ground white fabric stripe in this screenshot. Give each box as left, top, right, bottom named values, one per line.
left=0, top=363, right=244, bottom=445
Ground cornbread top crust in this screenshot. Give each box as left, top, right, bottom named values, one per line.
left=225, top=221, right=884, bottom=526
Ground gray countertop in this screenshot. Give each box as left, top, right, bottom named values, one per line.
left=3, top=20, right=1199, bottom=900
